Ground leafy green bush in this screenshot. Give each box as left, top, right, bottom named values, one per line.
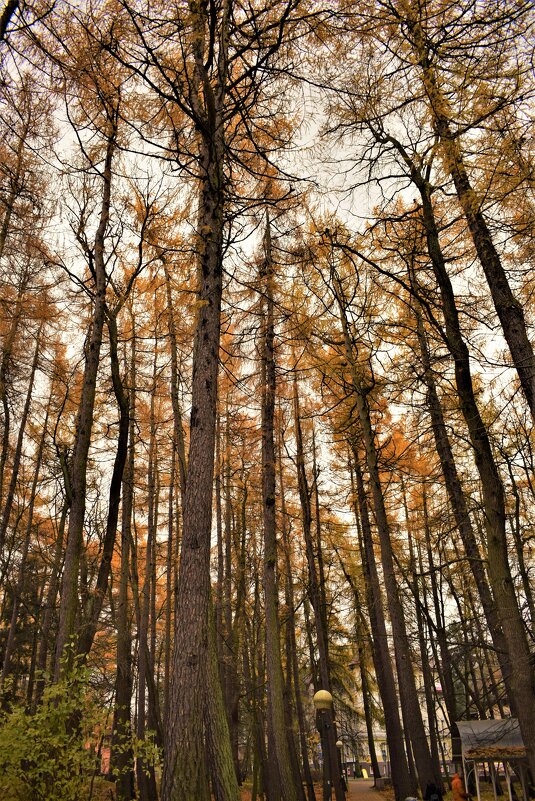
left=0, top=663, right=102, bottom=801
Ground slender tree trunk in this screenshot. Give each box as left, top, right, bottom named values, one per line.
left=279, top=428, right=316, bottom=801
left=163, top=260, right=187, bottom=500
left=77, top=310, right=130, bottom=658
left=112, top=333, right=136, bottom=801
left=164, top=444, right=176, bottom=727
left=503, top=457, right=535, bottom=627
left=0, top=115, right=29, bottom=259
left=415, top=177, right=535, bottom=775
left=404, top=504, right=442, bottom=786
left=54, top=122, right=117, bottom=676
left=410, top=268, right=516, bottom=712
left=349, top=454, right=414, bottom=801
left=35, top=493, right=69, bottom=703
left=137, top=345, right=159, bottom=801
left=261, top=217, right=302, bottom=801
left=332, top=272, right=437, bottom=793
left=293, top=377, right=345, bottom=801
left=333, top=520, right=382, bottom=785
left=1, top=377, right=49, bottom=686
left=0, top=276, right=28, bottom=507
left=358, top=640, right=382, bottom=783
left=421, top=490, right=457, bottom=726
left=404, top=10, right=535, bottom=418
left=0, top=322, right=42, bottom=551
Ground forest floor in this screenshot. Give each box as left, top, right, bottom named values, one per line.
left=238, top=778, right=385, bottom=801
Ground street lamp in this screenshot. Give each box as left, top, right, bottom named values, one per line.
left=314, top=690, right=333, bottom=801
left=336, top=741, right=347, bottom=791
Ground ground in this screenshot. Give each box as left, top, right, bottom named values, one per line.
left=239, top=778, right=389, bottom=801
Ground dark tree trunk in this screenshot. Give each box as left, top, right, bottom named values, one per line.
left=54, top=123, right=117, bottom=676
left=161, top=4, right=230, bottom=794
left=404, top=10, right=535, bottom=419
left=112, top=327, right=136, bottom=801
left=409, top=267, right=516, bottom=713
left=332, top=271, right=437, bottom=793
left=77, top=310, right=130, bottom=659
left=415, top=177, right=535, bottom=776
left=293, top=377, right=345, bottom=801
left=349, top=455, right=414, bottom=801
left=261, top=216, right=302, bottom=801
left=0, top=0, right=18, bottom=40
left=1, top=367, right=49, bottom=687
left=280, top=431, right=316, bottom=801
left=0, top=322, right=42, bottom=552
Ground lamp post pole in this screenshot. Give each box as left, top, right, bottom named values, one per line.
left=336, top=740, right=347, bottom=792
left=314, top=691, right=333, bottom=801
left=313, top=690, right=347, bottom=800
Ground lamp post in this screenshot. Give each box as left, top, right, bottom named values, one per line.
left=336, top=740, right=347, bottom=791
left=314, top=690, right=333, bottom=801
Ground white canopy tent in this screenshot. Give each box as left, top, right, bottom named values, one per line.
left=457, top=720, right=529, bottom=801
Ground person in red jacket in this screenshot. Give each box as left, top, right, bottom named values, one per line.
left=451, top=773, right=471, bottom=801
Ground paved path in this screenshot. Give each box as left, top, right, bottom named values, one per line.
left=347, top=779, right=384, bottom=801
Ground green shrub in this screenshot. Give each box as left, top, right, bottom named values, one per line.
left=0, top=663, right=102, bottom=801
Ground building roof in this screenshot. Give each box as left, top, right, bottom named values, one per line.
left=456, top=719, right=526, bottom=761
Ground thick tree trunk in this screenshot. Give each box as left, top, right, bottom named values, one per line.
left=161, top=6, right=229, bottom=791
left=0, top=0, right=18, bottom=41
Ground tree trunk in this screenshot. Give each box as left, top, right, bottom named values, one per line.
left=1, top=371, right=49, bottom=686
left=261, top=216, right=302, bottom=801
left=112, top=330, right=135, bottom=801
left=404, top=10, right=535, bottom=419
left=54, top=122, right=117, bottom=676
left=279, top=431, right=316, bottom=801
left=293, top=377, right=345, bottom=801
left=332, top=271, right=437, bottom=793
left=77, top=310, right=130, bottom=659
left=137, top=343, right=159, bottom=801
left=161, top=4, right=229, bottom=793
left=415, top=176, right=535, bottom=777
left=0, top=321, right=42, bottom=556
left=205, top=596, right=241, bottom=801
left=349, top=454, right=415, bottom=801
left=409, top=255, right=517, bottom=714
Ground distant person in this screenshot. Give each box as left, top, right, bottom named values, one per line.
left=452, top=773, right=472, bottom=801
left=424, top=782, right=443, bottom=801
